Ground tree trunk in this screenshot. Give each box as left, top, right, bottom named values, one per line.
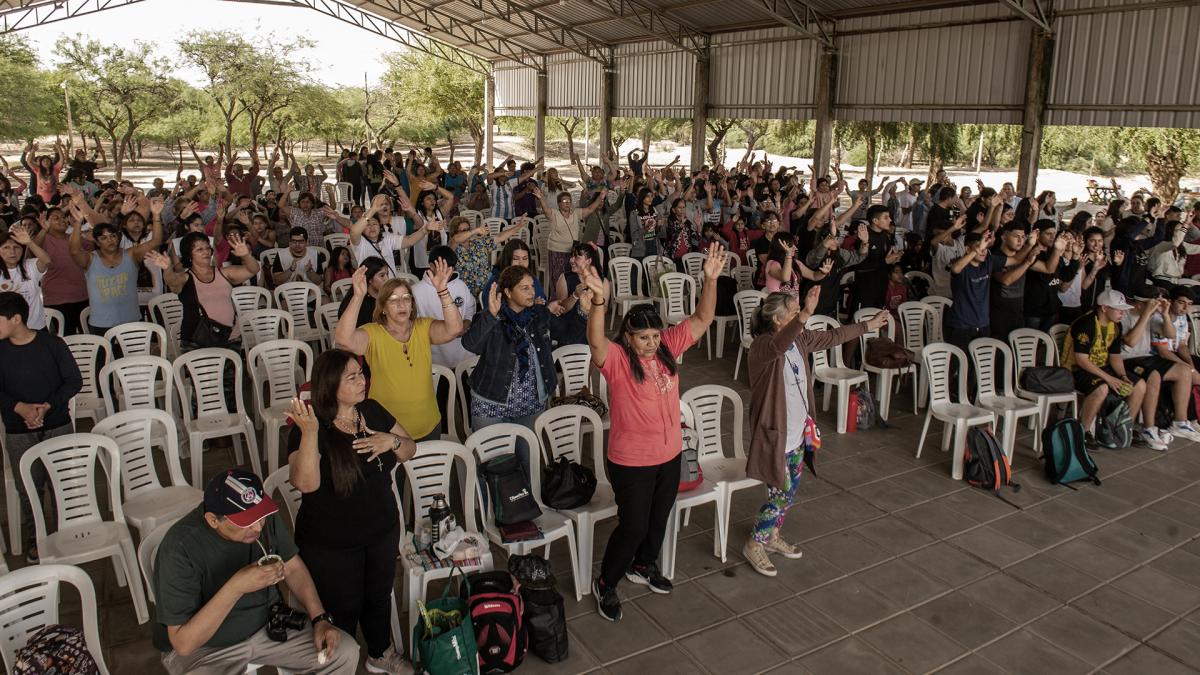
left=864, top=134, right=878, bottom=187
left=136, top=138, right=144, bottom=160
left=1145, top=148, right=1184, bottom=205
left=640, top=122, right=653, bottom=154
left=706, top=122, right=733, bottom=167
left=900, top=125, right=916, bottom=168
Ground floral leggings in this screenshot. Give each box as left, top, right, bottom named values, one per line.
left=752, top=446, right=807, bottom=544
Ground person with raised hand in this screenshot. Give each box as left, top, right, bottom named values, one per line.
left=581, top=244, right=724, bottom=622
left=335, top=258, right=463, bottom=440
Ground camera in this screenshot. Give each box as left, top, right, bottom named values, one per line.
left=266, top=602, right=309, bottom=642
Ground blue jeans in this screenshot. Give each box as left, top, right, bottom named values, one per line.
left=471, top=411, right=540, bottom=476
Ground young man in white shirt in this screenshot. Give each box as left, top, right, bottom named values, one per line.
left=271, top=227, right=323, bottom=286
left=412, top=246, right=477, bottom=369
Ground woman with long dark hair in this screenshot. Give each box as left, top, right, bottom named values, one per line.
left=286, top=349, right=416, bottom=673
left=0, top=224, right=51, bottom=330
left=628, top=187, right=662, bottom=258
left=481, top=239, right=546, bottom=302
left=578, top=244, right=725, bottom=622
left=551, top=241, right=605, bottom=346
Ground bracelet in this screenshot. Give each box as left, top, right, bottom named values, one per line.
left=437, top=289, right=450, bottom=296
left=591, top=298, right=606, bottom=306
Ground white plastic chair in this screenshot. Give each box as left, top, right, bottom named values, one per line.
left=923, top=295, right=952, bottom=343
left=316, top=301, right=342, bottom=351
left=174, top=348, right=262, bottom=486
left=897, top=301, right=933, bottom=409
left=970, top=338, right=1042, bottom=459
left=454, top=356, right=479, bottom=439
left=658, top=271, right=696, bottom=325
left=44, top=307, right=65, bottom=337
left=104, top=321, right=167, bottom=358
left=1009, top=328, right=1079, bottom=430
left=681, top=385, right=756, bottom=563
left=240, top=308, right=296, bottom=354
left=431, top=364, right=459, bottom=441
left=916, top=343, right=997, bottom=481
left=249, top=340, right=314, bottom=474
left=0, top=427, right=18, bottom=555
left=323, top=232, right=350, bottom=251
left=552, top=344, right=592, bottom=397
left=905, top=270, right=934, bottom=297
left=274, top=281, right=323, bottom=344
left=855, top=307, right=918, bottom=421
left=98, top=354, right=177, bottom=418
left=148, top=293, right=184, bottom=359
left=466, top=424, right=581, bottom=600
left=232, top=285, right=273, bottom=318
left=661, top=402, right=722, bottom=580
left=681, top=251, right=706, bottom=283
left=19, top=433, right=149, bottom=624
left=334, top=181, right=354, bottom=214
left=397, top=441, right=494, bottom=639
left=459, top=209, right=483, bottom=230
left=730, top=265, right=755, bottom=293
left=806, top=314, right=870, bottom=433
left=484, top=217, right=507, bottom=236
left=92, top=410, right=201, bottom=540
left=136, top=518, right=179, bottom=604
left=535, top=405, right=614, bottom=594
left=330, top=277, right=353, bottom=302
left=607, top=256, right=654, bottom=330
left=0, top=564, right=109, bottom=673
left=608, top=242, right=632, bottom=259
left=1048, top=323, right=1070, bottom=352
left=642, top=255, right=674, bottom=297
left=732, top=290, right=765, bottom=380
left=65, top=333, right=113, bottom=430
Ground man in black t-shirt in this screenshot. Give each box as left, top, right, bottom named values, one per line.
left=852, top=205, right=902, bottom=311
left=153, top=468, right=357, bottom=674
left=924, top=186, right=956, bottom=240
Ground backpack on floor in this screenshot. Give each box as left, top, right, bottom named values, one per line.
left=508, top=554, right=569, bottom=664
left=480, top=454, right=542, bottom=526
left=1096, top=395, right=1132, bottom=449
left=1042, top=418, right=1101, bottom=486
left=853, top=388, right=877, bottom=431
left=963, top=427, right=1021, bottom=502
left=464, top=571, right=527, bottom=673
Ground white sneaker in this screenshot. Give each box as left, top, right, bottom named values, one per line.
left=1143, top=427, right=1169, bottom=451
left=1173, top=421, right=1200, bottom=443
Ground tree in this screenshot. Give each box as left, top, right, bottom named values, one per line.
left=382, top=52, right=485, bottom=164
left=0, top=35, right=62, bottom=142
left=736, top=120, right=770, bottom=158
left=836, top=120, right=901, bottom=185
left=236, top=43, right=310, bottom=155
left=178, top=32, right=255, bottom=157
left=1119, top=128, right=1200, bottom=204
left=555, top=117, right=582, bottom=158
left=923, top=123, right=959, bottom=185
left=706, top=119, right=737, bottom=167
left=59, top=37, right=178, bottom=179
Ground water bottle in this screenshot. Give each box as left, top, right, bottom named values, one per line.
left=428, top=494, right=453, bottom=546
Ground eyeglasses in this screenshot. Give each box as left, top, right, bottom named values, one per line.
left=386, top=295, right=413, bottom=304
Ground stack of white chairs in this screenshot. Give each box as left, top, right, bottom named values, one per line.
left=969, top=338, right=1042, bottom=459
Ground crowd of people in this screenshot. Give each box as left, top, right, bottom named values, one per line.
left=2, top=136, right=1200, bottom=673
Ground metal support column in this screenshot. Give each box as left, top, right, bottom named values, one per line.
left=535, top=60, right=548, bottom=160
left=1017, top=27, right=1054, bottom=196
left=812, top=47, right=836, bottom=177
left=690, top=54, right=710, bottom=172
left=484, top=70, right=496, bottom=168
left=600, top=54, right=615, bottom=159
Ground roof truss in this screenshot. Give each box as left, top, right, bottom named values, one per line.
left=580, top=0, right=709, bottom=55
left=752, top=0, right=834, bottom=47
left=0, top=0, right=146, bottom=32
left=997, top=0, right=1052, bottom=31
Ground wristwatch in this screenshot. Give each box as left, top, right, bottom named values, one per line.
left=311, top=612, right=334, bottom=627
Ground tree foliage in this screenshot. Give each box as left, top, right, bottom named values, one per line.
left=0, top=35, right=62, bottom=142
left=381, top=52, right=484, bottom=163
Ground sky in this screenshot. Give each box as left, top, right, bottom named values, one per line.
left=18, top=0, right=402, bottom=87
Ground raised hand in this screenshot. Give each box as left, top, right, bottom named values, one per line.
left=149, top=196, right=165, bottom=217
left=1112, top=249, right=1125, bottom=266
left=578, top=263, right=606, bottom=297
left=229, top=232, right=251, bottom=259
left=803, top=285, right=820, bottom=316
left=429, top=257, right=453, bottom=291
left=351, top=265, right=368, bottom=298
left=1053, top=234, right=1068, bottom=252
left=9, top=223, right=32, bottom=246
left=285, top=398, right=318, bottom=435
left=144, top=250, right=171, bottom=271
left=487, top=284, right=502, bottom=317
left=866, top=311, right=889, bottom=331
left=701, top=243, right=726, bottom=279
left=819, top=257, right=835, bottom=274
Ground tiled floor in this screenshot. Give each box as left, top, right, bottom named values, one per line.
left=13, top=354, right=1200, bottom=674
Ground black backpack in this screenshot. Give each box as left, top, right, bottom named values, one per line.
left=508, top=555, right=568, bottom=663
left=1096, top=394, right=1133, bottom=449
left=464, top=571, right=527, bottom=673
left=541, top=456, right=597, bottom=510
left=964, top=427, right=1021, bottom=503
left=1019, top=366, right=1074, bottom=394
left=1042, top=418, right=1101, bottom=486
left=481, top=454, right=542, bottom=525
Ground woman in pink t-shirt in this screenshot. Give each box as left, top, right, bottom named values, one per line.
left=577, top=244, right=726, bottom=622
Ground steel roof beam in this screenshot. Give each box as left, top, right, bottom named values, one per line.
left=272, top=0, right=490, bottom=73
left=451, top=0, right=612, bottom=66
left=355, top=0, right=548, bottom=70
left=0, top=0, right=146, bottom=32
left=752, top=0, right=834, bottom=47
left=998, top=0, right=1052, bottom=32
left=580, top=0, right=709, bottom=55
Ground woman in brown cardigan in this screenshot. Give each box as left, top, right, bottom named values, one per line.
left=743, top=288, right=887, bottom=576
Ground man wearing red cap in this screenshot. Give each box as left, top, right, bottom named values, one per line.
left=152, top=468, right=359, bottom=674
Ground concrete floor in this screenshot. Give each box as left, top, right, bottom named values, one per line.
left=15, top=351, right=1200, bottom=674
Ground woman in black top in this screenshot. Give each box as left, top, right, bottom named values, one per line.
left=287, top=349, right=416, bottom=673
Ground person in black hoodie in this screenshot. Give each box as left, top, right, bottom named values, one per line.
left=1024, top=221, right=1078, bottom=330
left=1110, top=215, right=1164, bottom=296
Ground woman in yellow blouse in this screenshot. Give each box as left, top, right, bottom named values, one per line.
left=335, top=259, right=463, bottom=440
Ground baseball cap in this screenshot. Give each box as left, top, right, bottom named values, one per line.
left=908, top=178, right=923, bottom=186
left=204, top=468, right=278, bottom=528
left=1097, top=289, right=1134, bottom=311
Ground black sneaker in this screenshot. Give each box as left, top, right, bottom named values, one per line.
left=1084, top=432, right=1100, bottom=449
left=625, top=562, right=673, bottom=594
left=593, top=578, right=622, bottom=621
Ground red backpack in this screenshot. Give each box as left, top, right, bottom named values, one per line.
left=464, top=571, right=527, bottom=673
